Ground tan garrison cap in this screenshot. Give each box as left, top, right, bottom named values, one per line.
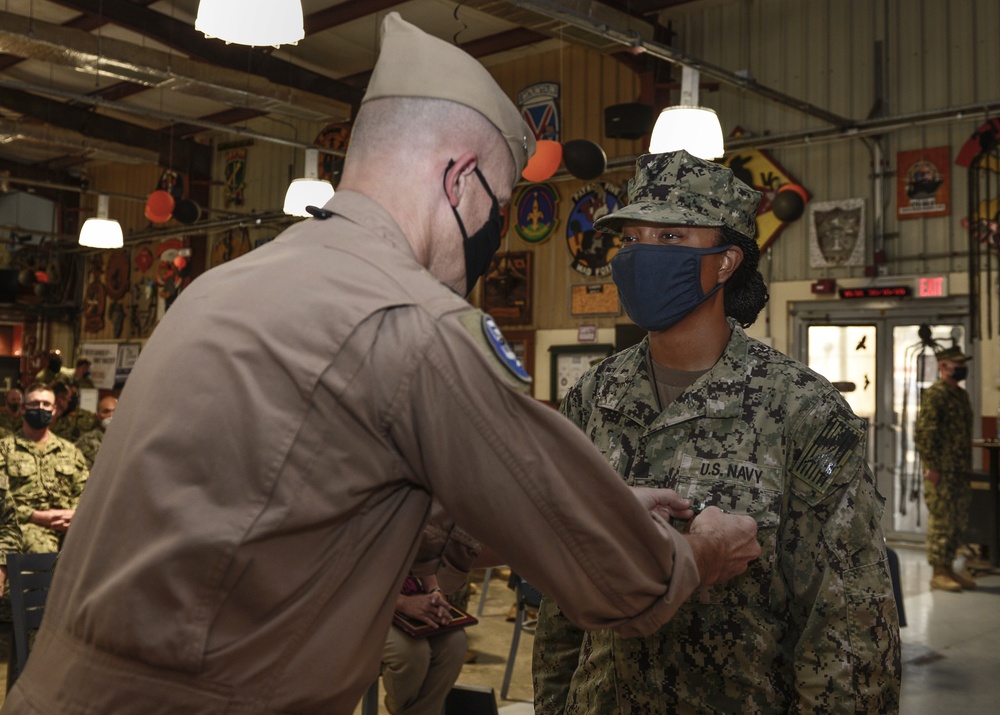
left=362, top=12, right=535, bottom=176
left=593, top=150, right=762, bottom=238
left=935, top=346, right=972, bottom=362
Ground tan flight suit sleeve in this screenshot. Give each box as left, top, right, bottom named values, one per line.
left=377, top=306, right=702, bottom=637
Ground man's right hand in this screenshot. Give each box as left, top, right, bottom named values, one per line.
left=684, top=506, right=761, bottom=586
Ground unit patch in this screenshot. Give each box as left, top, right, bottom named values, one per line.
left=790, top=415, right=863, bottom=493
left=481, top=314, right=531, bottom=384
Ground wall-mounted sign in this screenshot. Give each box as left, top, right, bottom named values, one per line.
left=566, top=183, right=625, bottom=277
left=518, top=82, right=560, bottom=142
left=839, top=286, right=911, bottom=299
left=810, top=198, right=866, bottom=268
left=897, top=146, right=951, bottom=219
left=514, top=183, right=558, bottom=244
left=570, top=283, right=619, bottom=316
left=720, top=135, right=809, bottom=253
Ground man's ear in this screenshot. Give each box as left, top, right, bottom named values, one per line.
left=719, top=244, right=744, bottom=282
left=442, top=152, right=478, bottom=208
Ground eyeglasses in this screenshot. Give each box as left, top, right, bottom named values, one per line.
left=24, top=401, right=54, bottom=410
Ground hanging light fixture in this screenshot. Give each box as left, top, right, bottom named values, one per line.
left=283, top=148, right=335, bottom=217
left=648, top=66, right=725, bottom=159
left=79, top=194, right=124, bottom=249
left=196, top=0, right=304, bottom=47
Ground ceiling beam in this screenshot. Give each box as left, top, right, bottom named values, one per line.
left=0, top=87, right=211, bottom=176
left=47, top=0, right=364, bottom=107
left=0, top=10, right=348, bottom=124
left=304, top=0, right=408, bottom=34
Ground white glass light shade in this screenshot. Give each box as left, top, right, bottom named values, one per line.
left=196, top=0, right=304, bottom=47
left=283, top=179, right=335, bottom=217
left=79, top=218, right=124, bottom=248
left=648, top=106, right=725, bottom=159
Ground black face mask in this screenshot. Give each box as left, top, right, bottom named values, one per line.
left=950, top=365, right=968, bottom=382
left=23, top=408, right=53, bottom=430
left=445, top=161, right=503, bottom=296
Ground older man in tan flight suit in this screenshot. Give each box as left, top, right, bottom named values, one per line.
left=2, top=14, right=759, bottom=715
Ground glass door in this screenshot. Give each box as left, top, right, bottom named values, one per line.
left=793, top=298, right=974, bottom=541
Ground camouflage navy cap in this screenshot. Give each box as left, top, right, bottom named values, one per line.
left=362, top=12, right=535, bottom=176
left=935, top=346, right=972, bottom=362
left=593, top=150, right=761, bottom=237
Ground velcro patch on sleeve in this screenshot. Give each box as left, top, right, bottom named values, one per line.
left=457, top=311, right=532, bottom=390
left=790, top=415, right=863, bottom=494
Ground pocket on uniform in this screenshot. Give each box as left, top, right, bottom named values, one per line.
left=7, top=453, right=35, bottom=479
left=670, top=475, right=781, bottom=608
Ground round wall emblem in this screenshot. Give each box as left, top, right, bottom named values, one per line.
left=566, top=182, right=625, bottom=277
left=514, top=183, right=559, bottom=244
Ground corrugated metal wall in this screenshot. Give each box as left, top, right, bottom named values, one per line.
left=663, top=0, right=1000, bottom=281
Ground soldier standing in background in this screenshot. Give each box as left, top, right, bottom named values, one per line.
left=0, top=382, right=89, bottom=553
left=914, top=345, right=977, bottom=591
left=533, top=151, right=901, bottom=714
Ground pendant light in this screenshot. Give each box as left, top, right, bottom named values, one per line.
left=79, top=195, right=124, bottom=249
left=283, top=148, right=335, bottom=217
left=196, top=0, right=304, bottom=48
left=648, top=66, right=725, bottom=159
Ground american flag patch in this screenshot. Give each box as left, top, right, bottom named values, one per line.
left=790, top=416, right=863, bottom=493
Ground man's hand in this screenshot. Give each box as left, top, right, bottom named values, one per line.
left=924, top=469, right=941, bottom=486
left=29, top=508, right=76, bottom=532
left=684, top=507, right=761, bottom=586
left=396, top=591, right=453, bottom=629
left=631, top=486, right=694, bottom=522
left=0, top=565, right=5, bottom=597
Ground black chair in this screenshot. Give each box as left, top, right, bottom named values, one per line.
left=500, top=574, right=542, bottom=700
left=6, top=552, right=58, bottom=687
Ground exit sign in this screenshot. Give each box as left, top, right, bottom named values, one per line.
left=917, top=276, right=948, bottom=297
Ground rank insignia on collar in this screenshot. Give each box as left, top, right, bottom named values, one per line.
left=482, top=315, right=531, bottom=384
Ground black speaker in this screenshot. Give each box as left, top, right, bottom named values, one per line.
left=604, top=103, right=655, bottom=140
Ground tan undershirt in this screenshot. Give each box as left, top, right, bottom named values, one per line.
left=648, top=354, right=709, bottom=410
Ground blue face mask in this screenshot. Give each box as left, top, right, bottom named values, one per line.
left=610, top=242, right=731, bottom=332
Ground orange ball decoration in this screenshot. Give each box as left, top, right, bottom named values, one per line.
left=521, top=140, right=563, bottom=183
left=145, top=190, right=176, bottom=224
left=173, top=255, right=188, bottom=270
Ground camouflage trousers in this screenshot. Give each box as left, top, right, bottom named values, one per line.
left=924, top=471, right=971, bottom=566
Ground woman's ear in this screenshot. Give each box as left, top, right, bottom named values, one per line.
left=719, top=244, right=744, bottom=282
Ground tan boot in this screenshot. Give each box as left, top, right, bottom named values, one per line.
left=948, top=567, right=977, bottom=589
left=930, top=565, right=962, bottom=592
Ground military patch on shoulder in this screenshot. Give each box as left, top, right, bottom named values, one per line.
left=481, top=314, right=532, bottom=384
left=790, top=415, right=863, bottom=493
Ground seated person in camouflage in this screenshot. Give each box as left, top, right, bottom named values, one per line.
left=1, top=382, right=89, bottom=553
left=75, top=395, right=118, bottom=469
left=49, top=381, right=99, bottom=443
left=532, top=151, right=901, bottom=714
left=0, top=389, right=23, bottom=433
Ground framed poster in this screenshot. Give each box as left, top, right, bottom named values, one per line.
left=570, top=283, right=619, bottom=316
left=482, top=251, right=532, bottom=325
left=502, top=330, right=535, bottom=380
left=549, top=344, right=614, bottom=404
left=897, top=146, right=951, bottom=219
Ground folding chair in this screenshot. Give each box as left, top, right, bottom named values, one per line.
left=6, top=551, right=59, bottom=688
